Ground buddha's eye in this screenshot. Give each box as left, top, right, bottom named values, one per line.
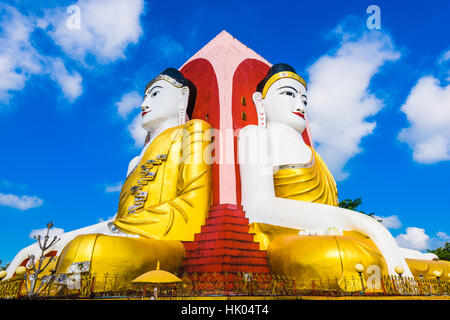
left=151, top=91, right=159, bottom=97
left=303, top=100, right=307, bottom=106
left=282, top=91, right=296, bottom=98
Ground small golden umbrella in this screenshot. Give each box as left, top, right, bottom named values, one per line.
left=132, top=261, right=181, bottom=299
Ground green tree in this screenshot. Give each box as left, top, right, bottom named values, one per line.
left=338, top=197, right=383, bottom=223
left=427, top=242, right=450, bottom=261
left=0, top=260, right=9, bottom=271
left=338, top=198, right=363, bottom=211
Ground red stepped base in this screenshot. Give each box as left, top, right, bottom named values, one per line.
left=181, top=204, right=270, bottom=274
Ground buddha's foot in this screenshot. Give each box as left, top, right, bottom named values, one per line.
left=55, top=234, right=185, bottom=282
left=406, top=258, right=450, bottom=281
left=266, top=234, right=388, bottom=293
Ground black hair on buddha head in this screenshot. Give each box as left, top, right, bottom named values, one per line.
left=145, top=67, right=197, bottom=119
left=256, top=63, right=307, bottom=97
left=256, top=63, right=296, bottom=93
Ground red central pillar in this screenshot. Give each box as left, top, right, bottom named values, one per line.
left=179, top=31, right=313, bottom=292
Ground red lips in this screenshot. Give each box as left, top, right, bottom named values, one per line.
left=292, top=111, right=305, bottom=119
left=142, top=111, right=151, bottom=117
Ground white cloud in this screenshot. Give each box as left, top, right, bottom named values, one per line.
left=115, top=91, right=146, bottom=148
left=115, top=91, right=141, bottom=119
left=127, top=114, right=147, bottom=147
left=29, top=227, right=64, bottom=240
left=438, top=50, right=450, bottom=65
left=0, top=5, right=83, bottom=103
left=0, top=5, right=43, bottom=102
left=437, top=231, right=450, bottom=241
left=0, top=192, right=43, bottom=210
left=307, top=30, right=400, bottom=180
left=49, top=58, right=83, bottom=101
left=373, top=214, right=402, bottom=229
left=45, top=0, right=144, bottom=63
left=105, top=182, right=122, bottom=193
left=398, top=75, right=450, bottom=164
left=395, top=227, right=430, bottom=251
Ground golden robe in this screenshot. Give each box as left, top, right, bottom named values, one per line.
left=55, top=119, right=212, bottom=279
left=114, top=119, right=212, bottom=240
left=273, top=147, right=339, bottom=206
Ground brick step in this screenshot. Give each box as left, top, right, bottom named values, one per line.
left=183, top=264, right=270, bottom=274
left=185, top=239, right=260, bottom=251
left=209, top=204, right=244, bottom=212
left=201, top=223, right=250, bottom=234
left=207, top=209, right=246, bottom=218
left=184, top=247, right=266, bottom=258
left=194, top=231, right=254, bottom=242
left=181, top=204, right=271, bottom=277
left=205, top=216, right=249, bottom=226
left=182, top=241, right=198, bottom=251
left=182, top=255, right=269, bottom=266
left=183, top=241, right=263, bottom=253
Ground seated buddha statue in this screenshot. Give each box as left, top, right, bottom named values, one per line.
left=5, top=68, right=212, bottom=281
left=238, top=63, right=415, bottom=287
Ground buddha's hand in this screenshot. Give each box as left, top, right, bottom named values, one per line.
left=298, top=227, right=343, bottom=236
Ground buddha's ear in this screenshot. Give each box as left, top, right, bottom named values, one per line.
left=252, top=91, right=266, bottom=128
left=178, top=86, right=190, bottom=125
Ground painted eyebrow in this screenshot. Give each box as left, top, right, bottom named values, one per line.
left=146, top=85, right=163, bottom=95
left=301, top=94, right=307, bottom=99
left=277, top=86, right=298, bottom=93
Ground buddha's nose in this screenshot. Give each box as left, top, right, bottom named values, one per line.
left=296, top=105, right=305, bottom=114
left=141, top=104, right=150, bottom=112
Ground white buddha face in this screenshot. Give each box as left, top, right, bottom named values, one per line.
left=255, top=77, right=307, bottom=132
left=141, top=79, right=189, bottom=131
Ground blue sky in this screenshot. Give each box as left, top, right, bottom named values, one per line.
left=0, top=0, right=449, bottom=264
